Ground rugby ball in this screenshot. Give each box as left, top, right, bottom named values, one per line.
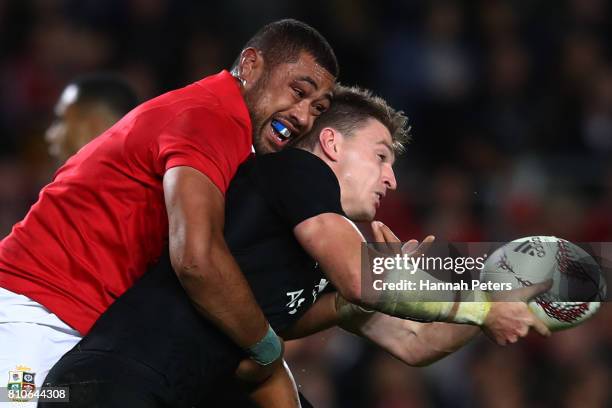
left=480, top=236, right=606, bottom=331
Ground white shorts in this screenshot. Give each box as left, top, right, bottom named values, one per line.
left=0, top=287, right=82, bottom=407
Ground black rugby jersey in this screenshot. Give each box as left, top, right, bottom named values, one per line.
left=224, top=147, right=343, bottom=331
left=72, top=148, right=344, bottom=406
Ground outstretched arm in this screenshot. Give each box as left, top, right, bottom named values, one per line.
left=293, top=217, right=551, bottom=345
left=281, top=292, right=478, bottom=366
left=357, top=315, right=479, bottom=367
left=336, top=295, right=480, bottom=366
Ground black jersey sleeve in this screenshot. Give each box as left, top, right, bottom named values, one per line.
left=253, top=148, right=345, bottom=228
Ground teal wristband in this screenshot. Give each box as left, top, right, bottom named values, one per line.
left=246, top=325, right=282, bottom=366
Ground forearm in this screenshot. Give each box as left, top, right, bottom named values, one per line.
left=164, top=166, right=273, bottom=353
left=175, top=235, right=269, bottom=348
left=410, top=322, right=480, bottom=365
left=370, top=319, right=478, bottom=366
left=282, top=290, right=479, bottom=367
left=341, top=305, right=479, bottom=366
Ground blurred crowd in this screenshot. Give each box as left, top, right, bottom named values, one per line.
left=0, top=0, right=611, bottom=407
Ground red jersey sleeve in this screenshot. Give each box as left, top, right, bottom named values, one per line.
left=157, top=107, right=252, bottom=194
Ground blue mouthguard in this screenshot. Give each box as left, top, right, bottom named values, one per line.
left=271, top=120, right=291, bottom=139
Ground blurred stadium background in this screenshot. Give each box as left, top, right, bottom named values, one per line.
left=1, top=1, right=611, bottom=407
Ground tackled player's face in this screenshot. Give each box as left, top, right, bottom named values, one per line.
left=335, top=119, right=397, bottom=221
left=243, top=52, right=334, bottom=154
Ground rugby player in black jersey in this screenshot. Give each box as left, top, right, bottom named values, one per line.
left=40, top=86, right=551, bottom=408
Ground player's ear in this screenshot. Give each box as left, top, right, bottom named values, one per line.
left=238, top=48, right=264, bottom=88
left=319, top=127, right=341, bottom=161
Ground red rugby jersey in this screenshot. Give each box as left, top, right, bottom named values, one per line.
left=0, top=71, right=252, bottom=334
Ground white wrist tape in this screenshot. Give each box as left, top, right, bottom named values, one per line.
left=336, top=294, right=375, bottom=332
left=374, top=265, right=491, bottom=325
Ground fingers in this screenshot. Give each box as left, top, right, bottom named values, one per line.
left=412, top=235, right=435, bottom=257
left=530, top=314, right=551, bottom=337
left=371, top=221, right=404, bottom=254
left=404, top=235, right=435, bottom=257
left=401, top=239, right=419, bottom=254
left=512, top=312, right=550, bottom=342
left=513, top=279, right=553, bottom=301
left=422, top=235, right=436, bottom=244
left=371, top=221, right=385, bottom=243
left=381, top=223, right=401, bottom=243
left=371, top=221, right=435, bottom=258
left=371, top=221, right=396, bottom=253
left=517, top=324, right=529, bottom=338
left=485, top=302, right=552, bottom=347
left=371, top=221, right=401, bottom=243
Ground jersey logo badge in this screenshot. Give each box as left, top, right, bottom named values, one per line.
left=7, top=365, right=36, bottom=402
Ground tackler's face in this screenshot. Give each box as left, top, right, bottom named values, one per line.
left=335, top=119, right=397, bottom=221
left=242, top=51, right=335, bottom=154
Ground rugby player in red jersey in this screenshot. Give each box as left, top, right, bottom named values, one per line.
left=0, top=19, right=337, bottom=394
